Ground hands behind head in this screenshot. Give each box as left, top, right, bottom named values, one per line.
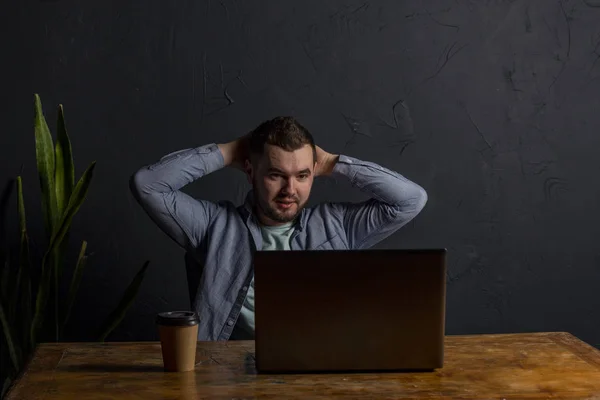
left=219, top=135, right=338, bottom=176
left=218, top=134, right=250, bottom=171
left=314, top=145, right=339, bottom=177
left=230, top=134, right=251, bottom=171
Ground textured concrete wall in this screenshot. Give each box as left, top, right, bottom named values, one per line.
left=0, top=1, right=599, bottom=348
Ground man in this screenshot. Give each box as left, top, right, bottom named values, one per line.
left=130, top=116, right=427, bottom=341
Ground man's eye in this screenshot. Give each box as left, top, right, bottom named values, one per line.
left=298, top=175, right=308, bottom=180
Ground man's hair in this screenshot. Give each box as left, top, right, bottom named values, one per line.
left=248, top=116, right=317, bottom=163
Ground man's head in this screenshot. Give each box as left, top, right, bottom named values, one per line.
left=244, top=116, right=317, bottom=226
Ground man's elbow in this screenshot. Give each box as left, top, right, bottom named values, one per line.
left=413, top=185, right=428, bottom=215
left=391, top=184, right=428, bottom=222
left=129, top=168, right=152, bottom=202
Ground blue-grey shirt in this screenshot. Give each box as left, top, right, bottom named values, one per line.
left=130, top=143, right=427, bottom=341
left=230, top=221, right=295, bottom=340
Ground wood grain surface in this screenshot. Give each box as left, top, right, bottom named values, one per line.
left=5, top=332, right=600, bottom=399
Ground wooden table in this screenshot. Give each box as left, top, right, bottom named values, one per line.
left=5, top=332, right=600, bottom=399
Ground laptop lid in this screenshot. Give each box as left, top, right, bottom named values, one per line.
left=254, top=248, right=447, bottom=373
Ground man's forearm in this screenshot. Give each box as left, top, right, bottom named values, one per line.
left=332, top=155, right=427, bottom=206
left=217, top=134, right=249, bottom=170
left=332, top=155, right=427, bottom=213
left=132, top=144, right=225, bottom=196
left=217, top=142, right=235, bottom=167
left=329, top=154, right=427, bottom=249
left=318, top=154, right=340, bottom=176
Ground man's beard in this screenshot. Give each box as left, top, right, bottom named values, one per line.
left=254, top=189, right=303, bottom=224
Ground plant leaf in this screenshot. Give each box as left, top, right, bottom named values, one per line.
left=53, top=261, right=59, bottom=342
left=8, top=177, right=30, bottom=339
left=18, top=237, right=32, bottom=355
left=0, top=295, right=20, bottom=373
left=54, top=104, right=74, bottom=218
left=1, top=376, right=12, bottom=399
left=30, top=161, right=96, bottom=346
left=33, top=93, right=58, bottom=240
left=16, top=177, right=26, bottom=245
left=97, top=261, right=150, bottom=342
left=50, top=161, right=95, bottom=258
left=53, top=103, right=74, bottom=291
left=61, top=240, right=87, bottom=336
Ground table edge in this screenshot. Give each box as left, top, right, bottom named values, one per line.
left=33, top=331, right=579, bottom=349
left=547, top=331, right=600, bottom=368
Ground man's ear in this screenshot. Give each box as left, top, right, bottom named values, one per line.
left=244, top=159, right=253, bottom=184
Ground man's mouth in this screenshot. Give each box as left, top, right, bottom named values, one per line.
left=275, top=199, right=297, bottom=209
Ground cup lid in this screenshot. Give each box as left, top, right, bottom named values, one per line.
left=156, top=311, right=199, bottom=326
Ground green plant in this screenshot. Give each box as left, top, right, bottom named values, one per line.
left=0, top=94, right=150, bottom=398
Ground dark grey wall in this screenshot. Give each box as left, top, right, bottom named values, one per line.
left=1, top=0, right=599, bottom=349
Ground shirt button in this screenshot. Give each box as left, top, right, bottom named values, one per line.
left=242, top=286, right=248, bottom=291
left=227, top=319, right=234, bottom=326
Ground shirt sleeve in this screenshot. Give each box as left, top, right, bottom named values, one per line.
left=129, top=143, right=225, bottom=251
left=328, top=155, right=428, bottom=249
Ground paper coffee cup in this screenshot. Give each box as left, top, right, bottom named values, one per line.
left=156, top=311, right=200, bottom=372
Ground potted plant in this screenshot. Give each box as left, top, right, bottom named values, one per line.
left=0, top=94, right=150, bottom=398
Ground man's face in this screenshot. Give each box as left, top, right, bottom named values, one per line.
left=246, top=144, right=316, bottom=226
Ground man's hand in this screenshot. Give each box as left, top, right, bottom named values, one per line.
left=218, top=134, right=250, bottom=171
left=219, top=138, right=337, bottom=175
left=314, top=145, right=339, bottom=177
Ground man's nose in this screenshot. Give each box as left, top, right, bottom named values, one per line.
left=282, top=178, right=295, bottom=194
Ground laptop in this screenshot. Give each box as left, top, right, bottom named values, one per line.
left=253, top=248, right=447, bottom=373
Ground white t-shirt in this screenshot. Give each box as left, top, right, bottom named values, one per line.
left=230, top=221, right=295, bottom=340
